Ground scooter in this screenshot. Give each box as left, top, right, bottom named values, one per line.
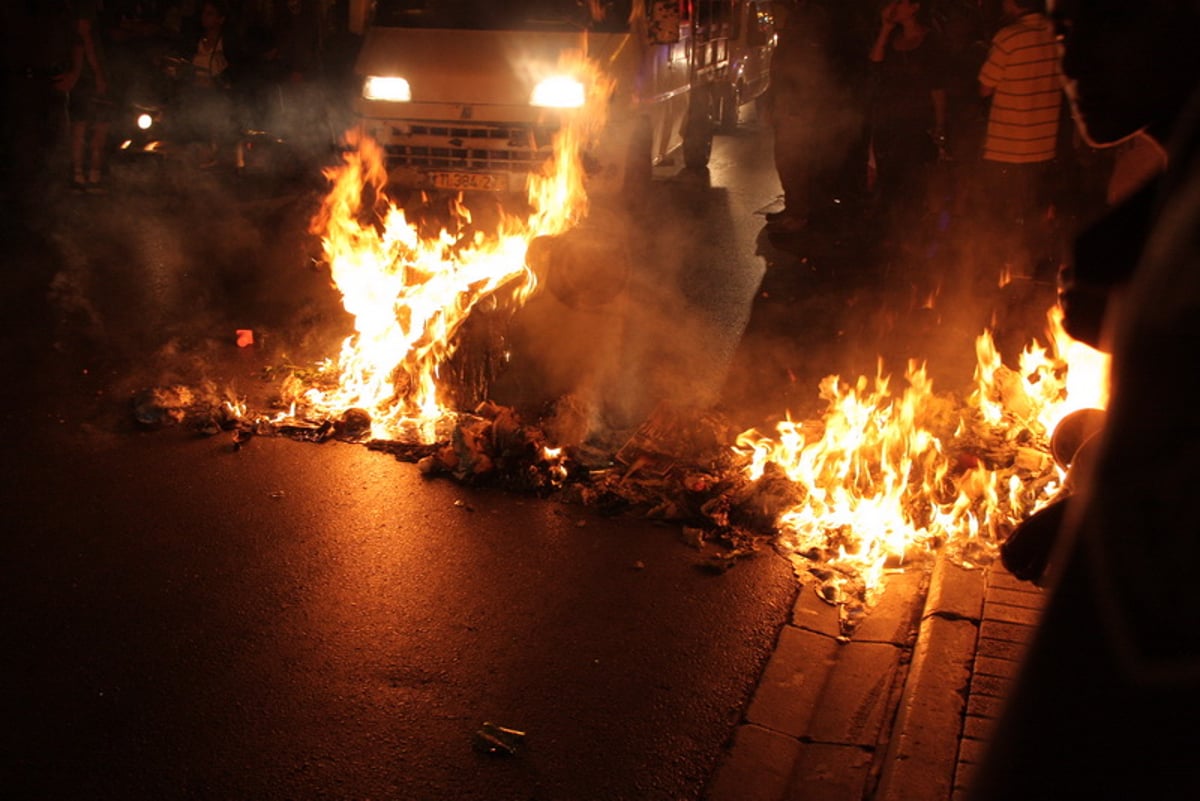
left=109, top=55, right=183, bottom=166
left=109, top=55, right=325, bottom=191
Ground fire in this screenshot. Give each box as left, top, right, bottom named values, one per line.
left=736, top=362, right=957, bottom=601
left=736, top=308, right=1111, bottom=602
left=972, top=305, right=1110, bottom=436
left=285, top=52, right=613, bottom=442
left=251, top=38, right=1113, bottom=609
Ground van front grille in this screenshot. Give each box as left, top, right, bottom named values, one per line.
left=384, top=122, right=558, bottom=172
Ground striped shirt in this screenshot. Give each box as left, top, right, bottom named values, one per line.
left=979, top=13, right=1063, bottom=164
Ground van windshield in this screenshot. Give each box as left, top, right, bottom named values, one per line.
left=373, top=0, right=634, bottom=32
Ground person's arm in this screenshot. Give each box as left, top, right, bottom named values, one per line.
left=53, top=39, right=84, bottom=93
left=978, top=36, right=1003, bottom=98
left=870, top=3, right=898, bottom=63
left=77, top=16, right=108, bottom=96
left=869, top=23, right=894, bottom=62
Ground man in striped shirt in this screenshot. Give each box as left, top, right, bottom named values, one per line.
left=977, top=0, right=1064, bottom=279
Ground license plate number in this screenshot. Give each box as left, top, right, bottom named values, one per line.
left=429, top=171, right=509, bottom=192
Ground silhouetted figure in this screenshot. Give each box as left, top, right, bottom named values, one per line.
left=763, top=0, right=858, bottom=234
left=867, top=0, right=948, bottom=238
left=269, top=0, right=320, bottom=83
left=175, top=0, right=237, bottom=166
left=968, top=0, right=1200, bottom=798
left=63, top=0, right=114, bottom=191
left=262, top=0, right=324, bottom=149
left=318, top=0, right=363, bottom=138
left=1, top=1, right=77, bottom=189
left=938, top=5, right=989, bottom=212
left=977, top=0, right=1064, bottom=280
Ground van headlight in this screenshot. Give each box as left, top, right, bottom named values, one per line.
left=363, top=76, right=412, bottom=102
left=530, top=76, right=585, bottom=109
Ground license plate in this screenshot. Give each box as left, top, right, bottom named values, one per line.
left=429, top=171, right=509, bottom=192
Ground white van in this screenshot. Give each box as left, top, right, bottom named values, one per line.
left=348, top=0, right=739, bottom=199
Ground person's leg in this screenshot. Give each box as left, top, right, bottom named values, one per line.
left=70, top=120, right=87, bottom=186
left=1004, top=162, right=1048, bottom=279
left=875, top=128, right=932, bottom=242
left=977, top=160, right=1032, bottom=279
left=87, top=120, right=110, bottom=184
left=771, top=115, right=812, bottom=225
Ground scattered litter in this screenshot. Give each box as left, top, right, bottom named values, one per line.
left=699, top=547, right=756, bottom=575
left=336, top=408, right=372, bottom=439
left=269, top=491, right=286, bottom=500
left=473, top=722, right=526, bottom=756
left=680, top=526, right=706, bottom=550
left=132, top=385, right=196, bottom=429
left=134, top=359, right=1059, bottom=629
left=194, top=416, right=222, bottom=437
left=232, top=429, right=253, bottom=450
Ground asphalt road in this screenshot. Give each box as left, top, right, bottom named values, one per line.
left=1, top=115, right=801, bottom=801
left=3, top=423, right=796, bottom=801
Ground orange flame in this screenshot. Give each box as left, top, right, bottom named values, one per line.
left=737, top=308, right=1110, bottom=599
left=287, top=52, right=614, bottom=441
left=735, top=362, right=955, bottom=598
left=971, top=305, right=1110, bottom=436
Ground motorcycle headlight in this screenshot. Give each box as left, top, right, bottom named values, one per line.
left=530, top=76, right=585, bottom=109
left=363, top=75, right=412, bottom=102
left=136, top=113, right=154, bottom=131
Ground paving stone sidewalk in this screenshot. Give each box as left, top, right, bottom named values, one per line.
left=705, top=555, right=1045, bottom=801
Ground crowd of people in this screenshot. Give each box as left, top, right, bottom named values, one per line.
left=762, top=1, right=1200, bottom=797
left=761, top=5, right=1200, bottom=792
left=970, top=0, right=1200, bottom=797
left=1, top=0, right=360, bottom=192
left=764, top=0, right=1132, bottom=296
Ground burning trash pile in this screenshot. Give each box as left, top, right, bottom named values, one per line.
left=726, top=323, right=1108, bottom=620
left=133, top=305, right=1107, bottom=629
left=128, top=51, right=1110, bottom=627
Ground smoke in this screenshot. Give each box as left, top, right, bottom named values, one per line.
left=495, top=179, right=759, bottom=437
left=10, top=156, right=349, bottom=434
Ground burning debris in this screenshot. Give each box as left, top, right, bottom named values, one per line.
left=129, top=308, right=1104, bottom=634
left=127, top=50, right=1112, bottom=631
left=132, top=382, right=243, bottom=432
left=272, top=51, right=612, bottom=445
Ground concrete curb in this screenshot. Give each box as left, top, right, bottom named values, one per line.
left=874, top=553, right=1045, bottom=801
left=948, top=568, right=1046, bottom=800
left=705, top=550, right=1044, bottom=801
left=873, top=554, right=984, bottom=801
left=705, top=567, right=927, bottom=801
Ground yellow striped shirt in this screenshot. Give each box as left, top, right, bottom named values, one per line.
left=979, top=13, right=1063, bottom=164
